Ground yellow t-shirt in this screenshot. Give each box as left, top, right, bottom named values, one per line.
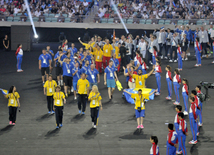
left=95, top=49, right=103, bottom=62
left=43, top=80, right=57, bottom=96
left=132, top=74, right=148, bottom=88
left=53, top=92, right=65, bottom=106
left=88, top=92, right=102, bottom=108
left=131, top=94, right=145, bottom=110
left=6, top=92, right=20, bottom=107
left=103, top=44, right=113, bottom=57
left=115, top=46, right=121, bottom=59
left=82, top=42, right=95, bottom=49
left=77, top=79, right=90, bottom=94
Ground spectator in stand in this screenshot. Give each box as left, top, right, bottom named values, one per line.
left=39, top=12, right=45, bottom=22
left=20, top=12, right=27, bottom=22
left=57, top=13, right=65, bottom=22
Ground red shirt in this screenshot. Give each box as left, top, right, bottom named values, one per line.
left=0, top=8, right=6, bottom=12
left=104, top=13, right=109, bottom=18
left=128, top=71, right=137, bottom=82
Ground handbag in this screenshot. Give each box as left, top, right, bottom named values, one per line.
left=137, top=107, right=141, bottom=112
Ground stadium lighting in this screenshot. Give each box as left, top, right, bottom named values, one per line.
left=24, top=0, right=38, bottom=40
left=111, top=0, right=129, bottom=34
left=34, top=34, right=38, bottom=38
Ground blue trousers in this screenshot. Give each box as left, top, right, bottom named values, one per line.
left=155, top=73, right=161, bottom=93
left=189, top=114, right=197, bottom=141
left=182, top=92, right=188, bottom=112
left=166, top=78, right=172, bottom=97
left=173, top=82, right=180, bottom=103
left=174, top=123, right=181, bottom=152
left=178, top=131, right=187, bottom=155
left=197, top=107, right=202, bottom=124
left=178, top=53, right=182, bottom=69
left=195, top=48, right=201, bottom=65
left=166, top=142, right=176, bottom=155
left=152, top=56, right=156, bottom=65
left=17, top=54, right=23, bottom=70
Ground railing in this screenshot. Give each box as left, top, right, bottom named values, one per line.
left=92, top=18, right=214, bottom=25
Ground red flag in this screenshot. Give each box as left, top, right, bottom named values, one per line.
left=113, top=29, right=116, bottom=40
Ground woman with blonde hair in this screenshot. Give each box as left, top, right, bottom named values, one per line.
left=88, top=85, right=102, bottom=128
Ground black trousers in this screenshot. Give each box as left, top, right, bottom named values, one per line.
left=90, top=107, right=99, bottom=125
left=47, top=96, right=53, bottom=111
left=120, top=56, right=126, bottom=71
left=126, top=55, right=131, bottom=65
left=170, top=46, right=177, bottom=60
left=55, top=106, right=63, bottom=126
left=147, top=51, right=152, bottom=64
left=166, top=45, right=171, bottom=57
left=78, top=94, right=87, bottom=112
left=9, top=106, right=17, bottom=123
left=201, top=43, right=207, bottom=55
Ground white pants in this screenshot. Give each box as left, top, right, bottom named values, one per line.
left=128, top=81, right=135, bottom=89
left=140, top=50, right=146, bottom=58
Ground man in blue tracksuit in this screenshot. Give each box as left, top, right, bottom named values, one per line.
left=72, top=62, right=81, bottom=100
left=166, top=123, right=178, bottom=155
left=110, top=53, right=119, bottom=74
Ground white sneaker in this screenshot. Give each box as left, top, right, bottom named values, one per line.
left=164, top=56, right=168, bottom=59
left=146, top=66, right=149, bottom=69
left=185, top=58, right=188, bottom=60
left=161, top=55, right=163, bottom=59
left=155, top=92, right=160, bottom=96
left=60, top=80, right=63, bottom=86
left=93, top=125, right=97, bottom=128
left=202, top=55, right=205, bottom=57
left=183, top=111, right=188, bottom=115
left=195, top=64, right=199, bottom=67
left=92, top=122, right=94, bottom=127
left=198, top=122, right=202, bottom=126
left=71, top=87, right=74, bottom=92
left=58, top=81, right=60, bottom=86
left=169, top=60, right=173, bottom=62
left=149, top=61, right=153, bottom=65
left=187, top=53, right=190, bottom=56
left=182, top=58, right=184, bottom=61
left=174, top=60, right=177, bottom=62
left=176, top=150, right=182, bottom=154
left=74, top=96, right=77, bottom=100
left=212, top=61, right=214, bottom=63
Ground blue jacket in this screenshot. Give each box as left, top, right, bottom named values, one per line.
left=175, top=29, right=193, bottom=42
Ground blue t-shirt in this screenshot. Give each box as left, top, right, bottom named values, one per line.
left=68, top=47, right=78, bottom=56
left=47, top=50, right=54, bottom=57
left=110, top=58, right=119, bottom=71
left=54, top=53, right=66, bottom=67
left=105, top=66, right=115, bottom=80
left=87, top=68, right=99, bottom=83
left=70, top=60, right=76, bottom=69
left=39, top=54, right=52, bottom=68
left=125, top=68, right=131, bottom=82
left=72, top=67, right=81, bottom=82
left=62, top=62, right=72, bottom=77
left=81, top=55, right=92, bottom=66
left=81, top=65, right=89, bottom=75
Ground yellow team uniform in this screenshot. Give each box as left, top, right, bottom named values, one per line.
left=114, top=46, right=121, bottom=59
left=6, top=92, right=20, bottom=107
left=132, top=74, right=148, bottom=88
left=103, top=44, right=113, bottom=57
left=77, top=79, right=90, bottom=94
left=53, top=92, right=65, bottom=106
left=131, top=94, right=145, bottom=110
left=95, top=49, right=103, bottom=62
left=88, top=92, right=102, bottom=108
left=81, top=42, right=95, bottom=50
left=44, top=80, right=57, bottom=96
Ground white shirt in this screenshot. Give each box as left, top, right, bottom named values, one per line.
left=83, top=2, right=88, bottom=7
left=138, top=41, right=146, bottom=51
left=158, top=33, right=162, bottom=43
left=35, top=11, right=41, bottom=17
left=99, top=8, right=106, bottom=14
left=209, top=28, right=214, bottom=38
left=14, top=8, right=20, bottom=14
left=19, top=49, right=23, bottom=55
left=149, top=41, right=154, bottom=53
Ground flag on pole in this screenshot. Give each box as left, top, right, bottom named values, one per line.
left=172, top=1, right=176, bottom=8
left=0, top=88, right=8, bottom=95
left=113, top=29, right=116, bottom=40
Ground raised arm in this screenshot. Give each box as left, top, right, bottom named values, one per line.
left=147, top=66, right=155, bottom=77
left=123, top=89, right=132, bottom=95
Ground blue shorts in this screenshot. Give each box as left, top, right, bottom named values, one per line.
left=73, top=81, right=77, bottom=91
left=107, top=79, right=115, bottom=88
left=89, top=82, right=97, bottom=89
left=135, top=109, right=145, bottom=118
